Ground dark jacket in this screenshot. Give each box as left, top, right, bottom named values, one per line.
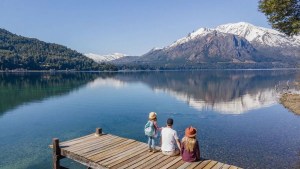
left=181, top=140, right=200, bottom=162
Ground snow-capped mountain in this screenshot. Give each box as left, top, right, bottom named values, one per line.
left=216, top=22, right=300, bottom=47
left=115, top=22, right=300, bottom=69
left=168, top=22, right=300, bottom=49
left=168, top=28, right=215, bottom=48
left=85, top=53, right=126, bottom=63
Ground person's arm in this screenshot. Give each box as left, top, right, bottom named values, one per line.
left=180, top=141, right=184, bottom=155
left=176, top=139, right=181, bottom=151
left=153, top=121, right=160, bottom=131
left=174, top=131, right=181, bottom=151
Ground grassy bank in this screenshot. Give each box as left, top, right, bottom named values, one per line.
left=280, top=81, right=300, bottom=115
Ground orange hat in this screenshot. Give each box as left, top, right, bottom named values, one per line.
left=149, top=112, right=157, bottom=120
left=185, top=126, right=197, bottom=138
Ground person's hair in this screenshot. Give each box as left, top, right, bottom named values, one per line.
left=167, top=118, right=173, bottom=126
left=149, top=117, right=157, bottom=121
left=182, top=136, right=196, bottom=152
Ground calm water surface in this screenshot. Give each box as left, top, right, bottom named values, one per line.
left=0, top=70, right=300, bottom=169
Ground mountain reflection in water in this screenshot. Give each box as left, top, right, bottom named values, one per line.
left=89, top=70, right=299, bottom=114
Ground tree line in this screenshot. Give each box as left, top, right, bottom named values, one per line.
left=0, top=28, right=117, bottom=71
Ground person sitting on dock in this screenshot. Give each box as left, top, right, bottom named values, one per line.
left=181, top=126, right=200, bottom=162
left=160, top=118, right=181, bottom=156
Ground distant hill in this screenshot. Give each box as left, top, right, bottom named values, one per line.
left=85, top=53, right=126, bottom=63
left=0, top=28, right=117, bottom=71
left=113, top=22, right=300, bottom=69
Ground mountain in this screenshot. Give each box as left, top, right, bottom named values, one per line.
left=85, top=53, right=126, bottom=63
left=0, top=28, right=117, bottom=71
left=216, top=22, right=300, bottom=47
left=115, top=22, right=300, bottom=69
left=216, top=22, right=300, bottom=59
left=143, top=30, right=258, bottom=63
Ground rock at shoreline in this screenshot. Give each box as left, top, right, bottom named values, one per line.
left=280, top=93, right=300, bottom=115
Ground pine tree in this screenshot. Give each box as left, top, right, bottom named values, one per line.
left=259, top=0, right=300, bottom=36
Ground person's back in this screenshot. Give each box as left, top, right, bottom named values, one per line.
left=181, top=126, right=200, bottom=162
left=160, top=118, right=181, bottom=156
left=161, top=127, right=177, bottom=151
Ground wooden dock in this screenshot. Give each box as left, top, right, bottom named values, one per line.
left=50, top=128, right=242, bottom=169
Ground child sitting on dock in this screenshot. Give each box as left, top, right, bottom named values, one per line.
left=181, top=126, right=200, bottom=162
left=144, top=112, right=160, bottom=152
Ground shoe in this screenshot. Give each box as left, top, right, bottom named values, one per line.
left=148, top=148, right=152, bottom=152
left=152, top=148, right=158, bottom=153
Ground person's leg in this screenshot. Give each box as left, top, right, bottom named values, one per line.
left=151, top=137, right=155, bottom=149
left=148, top=136, right=152, bottom=151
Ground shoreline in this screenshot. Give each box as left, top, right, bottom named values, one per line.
left=1, top=68, right=300, bottom=73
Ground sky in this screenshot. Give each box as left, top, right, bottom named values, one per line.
left=0, top=0, right=270, bottom=56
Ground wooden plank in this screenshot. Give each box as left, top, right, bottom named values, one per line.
left=131, top=153, right=165, bottom=169
left=63, top=134, right=115, bottom=151
left=64, top=135, right=118, bottom=152
left=160, top=156, right=182, bottom=169
left=84, top=139, right=135, bottom=158
left=228, top=166, right=238, bottom=169
left=194, top=160, right=211, bottom=169
left=212, top=162, right=224, bottom=169
left=111, top=149, right=155, bottom=169
left=95, top=142, right=144, bottom=163
left=177, top=162, right=192, bottom=169
left=112, top=152, right=157, bottom=169
left=100, top=143, right=147, bottom=165
left=151, top=156, right=178, bottom=169
left=220, top=164, right=231, bottom=169
left=186, top=160, right=204, bottom=169
left=75, top=137, right=127, bottom=155
left=59, top=134, right=95, bottom=146
left=89, top=141, right=140, bottom=162
left=106, top=147, right=149, bottom=168
left=60, top=134, right=101, bottom=147
left=61, top=149, right=107, bottom=169
left=61, top=134, right=112, bottom=151
left=70, top=136, right=123, bottom=153
left=49, top=134, right=95, bottom=149
left=203, top=160, right=218, bottom=169
left=169, top=160, right=186, bottom=169
left=143, top=155, right=170, bottom=169
left=125, top=153, right=158, bottom=169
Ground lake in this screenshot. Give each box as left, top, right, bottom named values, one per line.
left=0, top=70, right=300, bottom=169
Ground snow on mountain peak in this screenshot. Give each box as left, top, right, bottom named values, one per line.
left=216, top=22, right=300, bottom=47
left=169, top=27, right=215, bottom=48
left=85, top=53, right=126, bottom=63
left=167, top=22, right=300, bottom=49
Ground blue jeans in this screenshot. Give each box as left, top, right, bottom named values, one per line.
left=148, top=136, right=155, bottom=149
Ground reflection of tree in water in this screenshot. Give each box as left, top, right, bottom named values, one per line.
left=114, top=70, right=299, bottom=104
left=0, top=72, right=99, bottom=115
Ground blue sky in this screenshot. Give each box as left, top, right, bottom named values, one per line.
left=0, top=0, right=269, bottom=56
